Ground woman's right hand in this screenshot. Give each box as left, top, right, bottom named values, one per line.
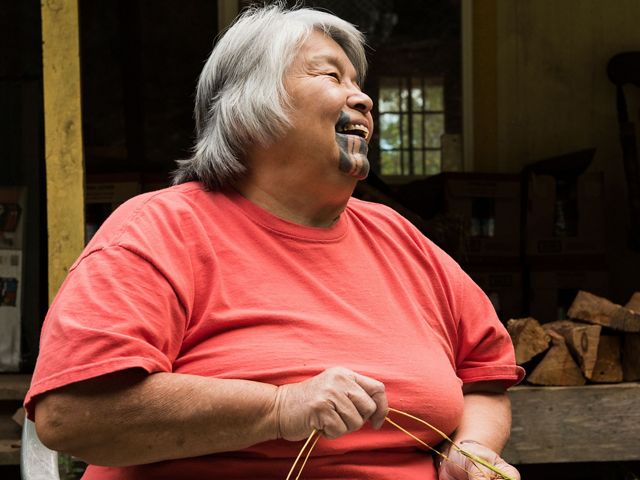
left=274, top=367, right=388, bottom=441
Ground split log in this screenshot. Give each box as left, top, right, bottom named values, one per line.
left=11, top=407, right=24, bottom=427
left=567, top=290, right=640, bottom=333
left=626, top=292, right=640, bottom=312
left=506, top=317, right=550, bottom=364
left=527, top=332, right=586, bottom=386
left=590, top=335, right=624, bottom=383
left=622, top=333, right=640, bottom=381
left=543, top=320, right=601, bottom=379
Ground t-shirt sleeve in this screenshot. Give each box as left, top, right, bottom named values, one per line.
left=24, top=245, right=187, bottom=419
left=454, top=267, right=525, bottom=388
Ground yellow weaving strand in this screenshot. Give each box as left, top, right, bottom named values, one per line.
left=294, top=434, right=320, bottom=480
left=285, top=407, right=517, bottom=480
left=285, top=429, right=319, bottom=480
left=383, top=416, right=477, bottom=479
left=388, top=407, right=517, bottom=480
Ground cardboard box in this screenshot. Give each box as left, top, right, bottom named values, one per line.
left=525, top=172, right=605, bottom=256
left=0, top=249, right=22, bottom=371
left=528, top=263, right=609, bottom=323
left=466, top=265, right=524, bottom=322
left=396, top=173, right=521, bottom=261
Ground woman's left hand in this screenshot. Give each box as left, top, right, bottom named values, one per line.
left=437, top=440, right=520, bottom=480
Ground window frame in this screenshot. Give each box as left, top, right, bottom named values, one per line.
left=376, top=75, right=446, bottom=180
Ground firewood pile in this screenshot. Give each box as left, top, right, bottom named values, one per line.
left=507, top=291, right=640, bottom=386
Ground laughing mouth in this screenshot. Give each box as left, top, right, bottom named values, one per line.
left=335, top=112, right=370, bottom=140
left=336, top=123, right=369, bottom=140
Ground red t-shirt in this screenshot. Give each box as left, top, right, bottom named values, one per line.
left=26, top=182, right=523, bottom=479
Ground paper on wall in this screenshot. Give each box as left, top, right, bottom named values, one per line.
left=0, top=249, right=22, bottom=371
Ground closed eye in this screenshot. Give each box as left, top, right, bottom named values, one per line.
left=326, top=72, right=340, bottom=80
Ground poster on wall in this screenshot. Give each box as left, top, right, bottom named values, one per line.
left=0, top=249, right=22, bottom=371
left=0, top=187, right=26, bottom=250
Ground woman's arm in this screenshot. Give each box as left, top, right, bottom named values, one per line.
left=35, top=367, right=387, bottom=467
left=437, top=380, right=520, bottom=480
left=453, top=380, right=512, bottom=451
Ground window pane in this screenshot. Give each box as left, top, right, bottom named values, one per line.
left=411, top=77, right=423, bottom=110
left=379, top=113, right=401, bottom=149
left=400, top=84, right=409, bottom=113
left=381, top=150, right=401, bottom=175
left=411, top=113, right=423, bottom=148
left=425, top=84, right=444, bottom=110
left=425, top=114, right=444, bottom=148
left=413, top=150, right=425, bottom=175
left=379, top=77, right=400, bottom=111
left=401, top=114, right=409, bottom=147
left=425, top=150, right=441, bottom=175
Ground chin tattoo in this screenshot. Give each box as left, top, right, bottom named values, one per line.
left=335, top=111, right=370, bottom=180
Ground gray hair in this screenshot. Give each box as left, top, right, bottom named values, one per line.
left=172, top=2, right=368, bottom=190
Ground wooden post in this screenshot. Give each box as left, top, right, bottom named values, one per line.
left=472, top=0, right=498, bottom=172
left=41, top=0, right=85, bottom=302
left=218, top=0, right=239, bottom=33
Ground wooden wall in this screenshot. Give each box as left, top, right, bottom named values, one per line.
left=480, top=0, right=640, bottom=303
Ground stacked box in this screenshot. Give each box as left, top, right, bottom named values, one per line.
left=525, top=172, right=605, bottom=256
left=395, top=173, right=525, bottom=321
left=523, top=170, right=608, bottom=322
left=527, top=260, right=609, bottom=323
left=466, top=266, right=524, bottom=321
left=396, top=173, right=522, bottom=261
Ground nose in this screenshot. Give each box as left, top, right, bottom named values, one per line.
left=347, top=89, right=373, bottom=115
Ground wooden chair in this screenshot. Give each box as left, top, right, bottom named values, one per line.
left=607, top=51, right=640, bottom=250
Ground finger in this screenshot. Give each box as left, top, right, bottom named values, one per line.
left=315, top=407, right=349, bottom=439
left=330, top=393, right=367, bottom=432
left=493, top=458, right=521, bottom=480
left=346, top=389, right=378, bottom=423
left=453, top=443, right=520, bottom=480
left=438, top=448, right=475, bottom=480
left=353, top=373, right=387, bottom=428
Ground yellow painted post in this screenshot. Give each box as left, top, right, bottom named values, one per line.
left=472, top=0, right=498, bottom=172
left=41, top=0, right=85, bottom=303
left=218, top=0, right=239, bottom=33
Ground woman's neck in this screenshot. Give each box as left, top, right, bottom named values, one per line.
left=232, top=178, right=351, bottom=228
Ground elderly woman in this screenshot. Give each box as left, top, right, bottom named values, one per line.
left=26, top=4, right=524, bottom=480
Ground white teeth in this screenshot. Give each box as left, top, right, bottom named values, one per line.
left=337, top=122, right=370, bottom=139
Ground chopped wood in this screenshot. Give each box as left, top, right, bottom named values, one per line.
left=527, top=332, right=586, bottom=386
left=543, top=320, right=601, bottom=379
left=507, top=317, right=550, bottom=364
left=590, top=335, right=624, bottom=383
left=626, top=292, right=640, bottom=312
left=622, top=333, right=640, bottom=381
left=567, top=290, right=640, bottom=333
left=11, top=408, right=24, bottom=428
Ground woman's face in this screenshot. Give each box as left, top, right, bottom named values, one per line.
left=283, top=31, right=374, bottom=182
